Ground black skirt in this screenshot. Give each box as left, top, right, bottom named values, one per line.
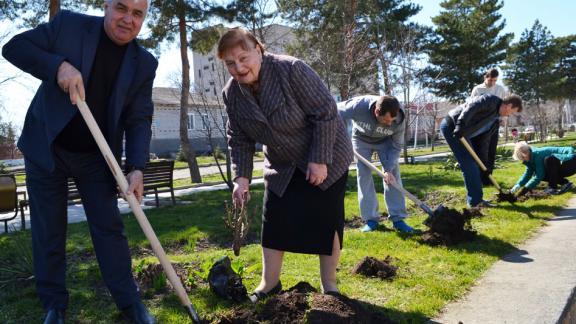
left=261, top=169, right=348, bottom=255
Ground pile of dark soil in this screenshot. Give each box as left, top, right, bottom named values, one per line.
left=495, top=191, right=517, bottom=203
left=516, top=189, right=550, bottom=202
left=351, top=256, right=397, bottom=280
left=421, top=206, right=477, bottom=246
left=495, top=189, right=550, bottom=203
left=135, top=262, right=195, bottom=295
left=217, top=282, right=395, bottom=324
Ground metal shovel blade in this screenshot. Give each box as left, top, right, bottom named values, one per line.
left=423, top=204, right=446, bottom=227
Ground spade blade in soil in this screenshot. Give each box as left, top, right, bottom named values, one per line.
left=423, top=204, right=446, bottom=228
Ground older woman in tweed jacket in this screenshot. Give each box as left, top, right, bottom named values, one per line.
left=218, top=28, right=353, bottom=300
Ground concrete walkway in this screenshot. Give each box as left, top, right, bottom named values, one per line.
left=432, top=196, right=576, bottom=324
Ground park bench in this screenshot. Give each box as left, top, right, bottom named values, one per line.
left=18, top=159, right=176, bottom=211
left=141, top=159, right=176, bottom=207
left=67, top=159, right=175, bottom=207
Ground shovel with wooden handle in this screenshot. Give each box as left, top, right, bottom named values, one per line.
left=353, top=151, right=445, bottom=227
left=459, top=137, right=503, bottom=192
left=76, top=99, right=200, bottom=323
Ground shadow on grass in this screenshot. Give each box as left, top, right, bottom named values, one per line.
left=493, top=202, right=558, bottom=219
left=446, top=233, right=527, bottom=258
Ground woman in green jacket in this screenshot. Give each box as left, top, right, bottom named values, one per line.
left=511, top=141, right=576, bottom=195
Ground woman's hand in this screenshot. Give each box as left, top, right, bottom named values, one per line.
left=232, top=177, right=251, bottom=208
left=306, top=162, right=327, bottom=186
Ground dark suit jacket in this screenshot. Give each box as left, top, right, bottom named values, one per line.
left=222, top=53, right=353, bottom=197
left=2, top=10, right=158, bottom=171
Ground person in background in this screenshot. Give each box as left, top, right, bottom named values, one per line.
left=338, top=95, right=414, bottom=233
left=511, top=141, right=575, bottom=196
left=511, top=128, right=519, bottom=142
left=217, top=28, right=353, bottom=301
left=2, top=1, right=157, bottom=323
left=470, top=68, right=509, bottom=185
left=471, top=68, right=508, bottom=99
left=440, top=94, right=523, bottom=207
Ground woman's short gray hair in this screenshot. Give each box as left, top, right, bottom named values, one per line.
left=513, top=141, right=531, bottom=161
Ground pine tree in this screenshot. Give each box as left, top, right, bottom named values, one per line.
left=279, top=0, right=376, bottom=100
left=423, top=0, right=512, bottom=102
left=546, top=35, right=576, bottom=137
left=504, top=20, right=557, bottom=141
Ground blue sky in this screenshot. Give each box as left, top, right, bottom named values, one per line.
left=410, top=0, right=576, bottom=41
left=1, top=1, right=575, bottom=128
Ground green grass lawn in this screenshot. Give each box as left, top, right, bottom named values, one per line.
left=0, top=158, right=573, bottom=323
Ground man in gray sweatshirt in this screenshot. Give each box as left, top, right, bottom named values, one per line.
left=338, top=95, right=414, bottom=233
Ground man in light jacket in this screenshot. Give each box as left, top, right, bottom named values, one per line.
left=338, top=95, right=414, bottom=233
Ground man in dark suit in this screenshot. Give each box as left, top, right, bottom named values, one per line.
left=2, top=1, right=157, bottom=323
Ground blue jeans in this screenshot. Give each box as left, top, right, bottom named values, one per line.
left=353, top=137, right=407, bottom=222
left=440, top=118, right=483, bottom=206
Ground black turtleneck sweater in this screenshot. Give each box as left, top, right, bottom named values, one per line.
left=55, top=26, right=127, bottom=152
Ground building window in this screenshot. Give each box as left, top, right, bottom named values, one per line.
left=209, top=81, right=215, bottom=86
left=188, top=113, right=209, bottom=130
left=203, top=65, right=209, bottom=70
left=208, top=56, right=214, bottom=62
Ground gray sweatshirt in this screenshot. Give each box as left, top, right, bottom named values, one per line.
left=338, top=95, right=405, bottom=169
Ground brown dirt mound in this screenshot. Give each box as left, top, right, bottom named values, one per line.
left=307, top=292, right=395, bottom=323
left=495, top=191, right=518, bottom=203
left=216, top=282, right=395, bottom=324
left=351, top=256, right=397, bottom=280
left=135, top=262, right=198, bottom=295
left=516, top=190, right=550, bottom=202
left=421, top=207, right=477, bottom=246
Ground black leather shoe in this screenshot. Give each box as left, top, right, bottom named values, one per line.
left=43, top=308, right=65, bottom=324
left=248, top=281, right=282, bottom=303
left=121, top=300, right=156, bottom=324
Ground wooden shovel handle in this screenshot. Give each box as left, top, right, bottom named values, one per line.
left=75, top=100, right=197, bottom=319
left=353, top=151, right=425, bottom=206
left=459, top=137, right=502, bottom=191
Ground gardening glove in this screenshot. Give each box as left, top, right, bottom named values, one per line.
left=452, top=127, right=463, bottom=139
left=510, top=184, right=521, bottom=193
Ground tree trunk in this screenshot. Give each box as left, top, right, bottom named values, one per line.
left=558, top=100, right=565, bottom=138
left=339, top=0, right=357, bottom=101
left=49, top=0, right=60, bottom=21
left=403, top=103, right=410, bottom=164
left=178, top=12, right=202, bottom=183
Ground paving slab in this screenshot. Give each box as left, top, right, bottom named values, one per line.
left=432, top=196, right=576, bottom=324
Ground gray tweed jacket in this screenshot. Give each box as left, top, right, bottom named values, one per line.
left=222, top=53, right=353, bottom=197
